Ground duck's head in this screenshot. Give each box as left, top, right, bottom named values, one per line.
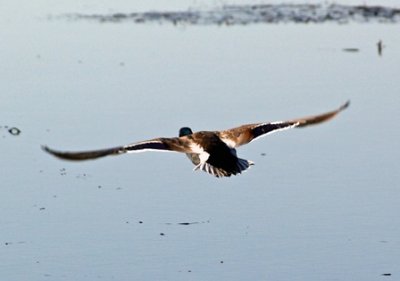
left=179, top=127, right=193, bottom=137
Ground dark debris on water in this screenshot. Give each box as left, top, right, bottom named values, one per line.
left=8, top=127, right=21, bottom=136
left=165, top=220, right=210, bottom=226
left=1, top=126, right=21, bottom=136
left=342, top=48, right=360, bottom=52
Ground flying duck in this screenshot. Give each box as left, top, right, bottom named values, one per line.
left=42, top=101, right=349, bottom=177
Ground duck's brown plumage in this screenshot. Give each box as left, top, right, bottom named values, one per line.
left=42, top=101, right=349, bottom=177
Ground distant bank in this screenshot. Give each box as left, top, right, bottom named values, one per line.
left=59, top=4, right=400, bottom=25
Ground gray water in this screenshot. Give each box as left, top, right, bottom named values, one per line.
left=1, top=1, right=400, bottom=280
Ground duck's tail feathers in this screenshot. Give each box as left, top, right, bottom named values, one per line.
left=194, top=158, right=254, bottom=178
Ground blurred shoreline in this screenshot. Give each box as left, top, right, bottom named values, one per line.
left=60, top=4, right=400, bottom=25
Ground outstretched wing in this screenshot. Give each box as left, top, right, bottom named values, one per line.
left=219, top=100, right=350, bottom=148
left=42, top=137, right=194, bottom=161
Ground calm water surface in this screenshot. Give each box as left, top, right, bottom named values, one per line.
left=1, top=1, right=399, bottom=281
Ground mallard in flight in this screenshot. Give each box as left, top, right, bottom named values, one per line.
left=42, top=101, right=349, bottom=177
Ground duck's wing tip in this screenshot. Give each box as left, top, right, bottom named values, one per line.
left=41, top=144, right=123, bottom=161
left=41, top=145, right=50, bottom=152
left=340, top=100, right=350, bottom=111
left=294, top=100, right=350, bottom=128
